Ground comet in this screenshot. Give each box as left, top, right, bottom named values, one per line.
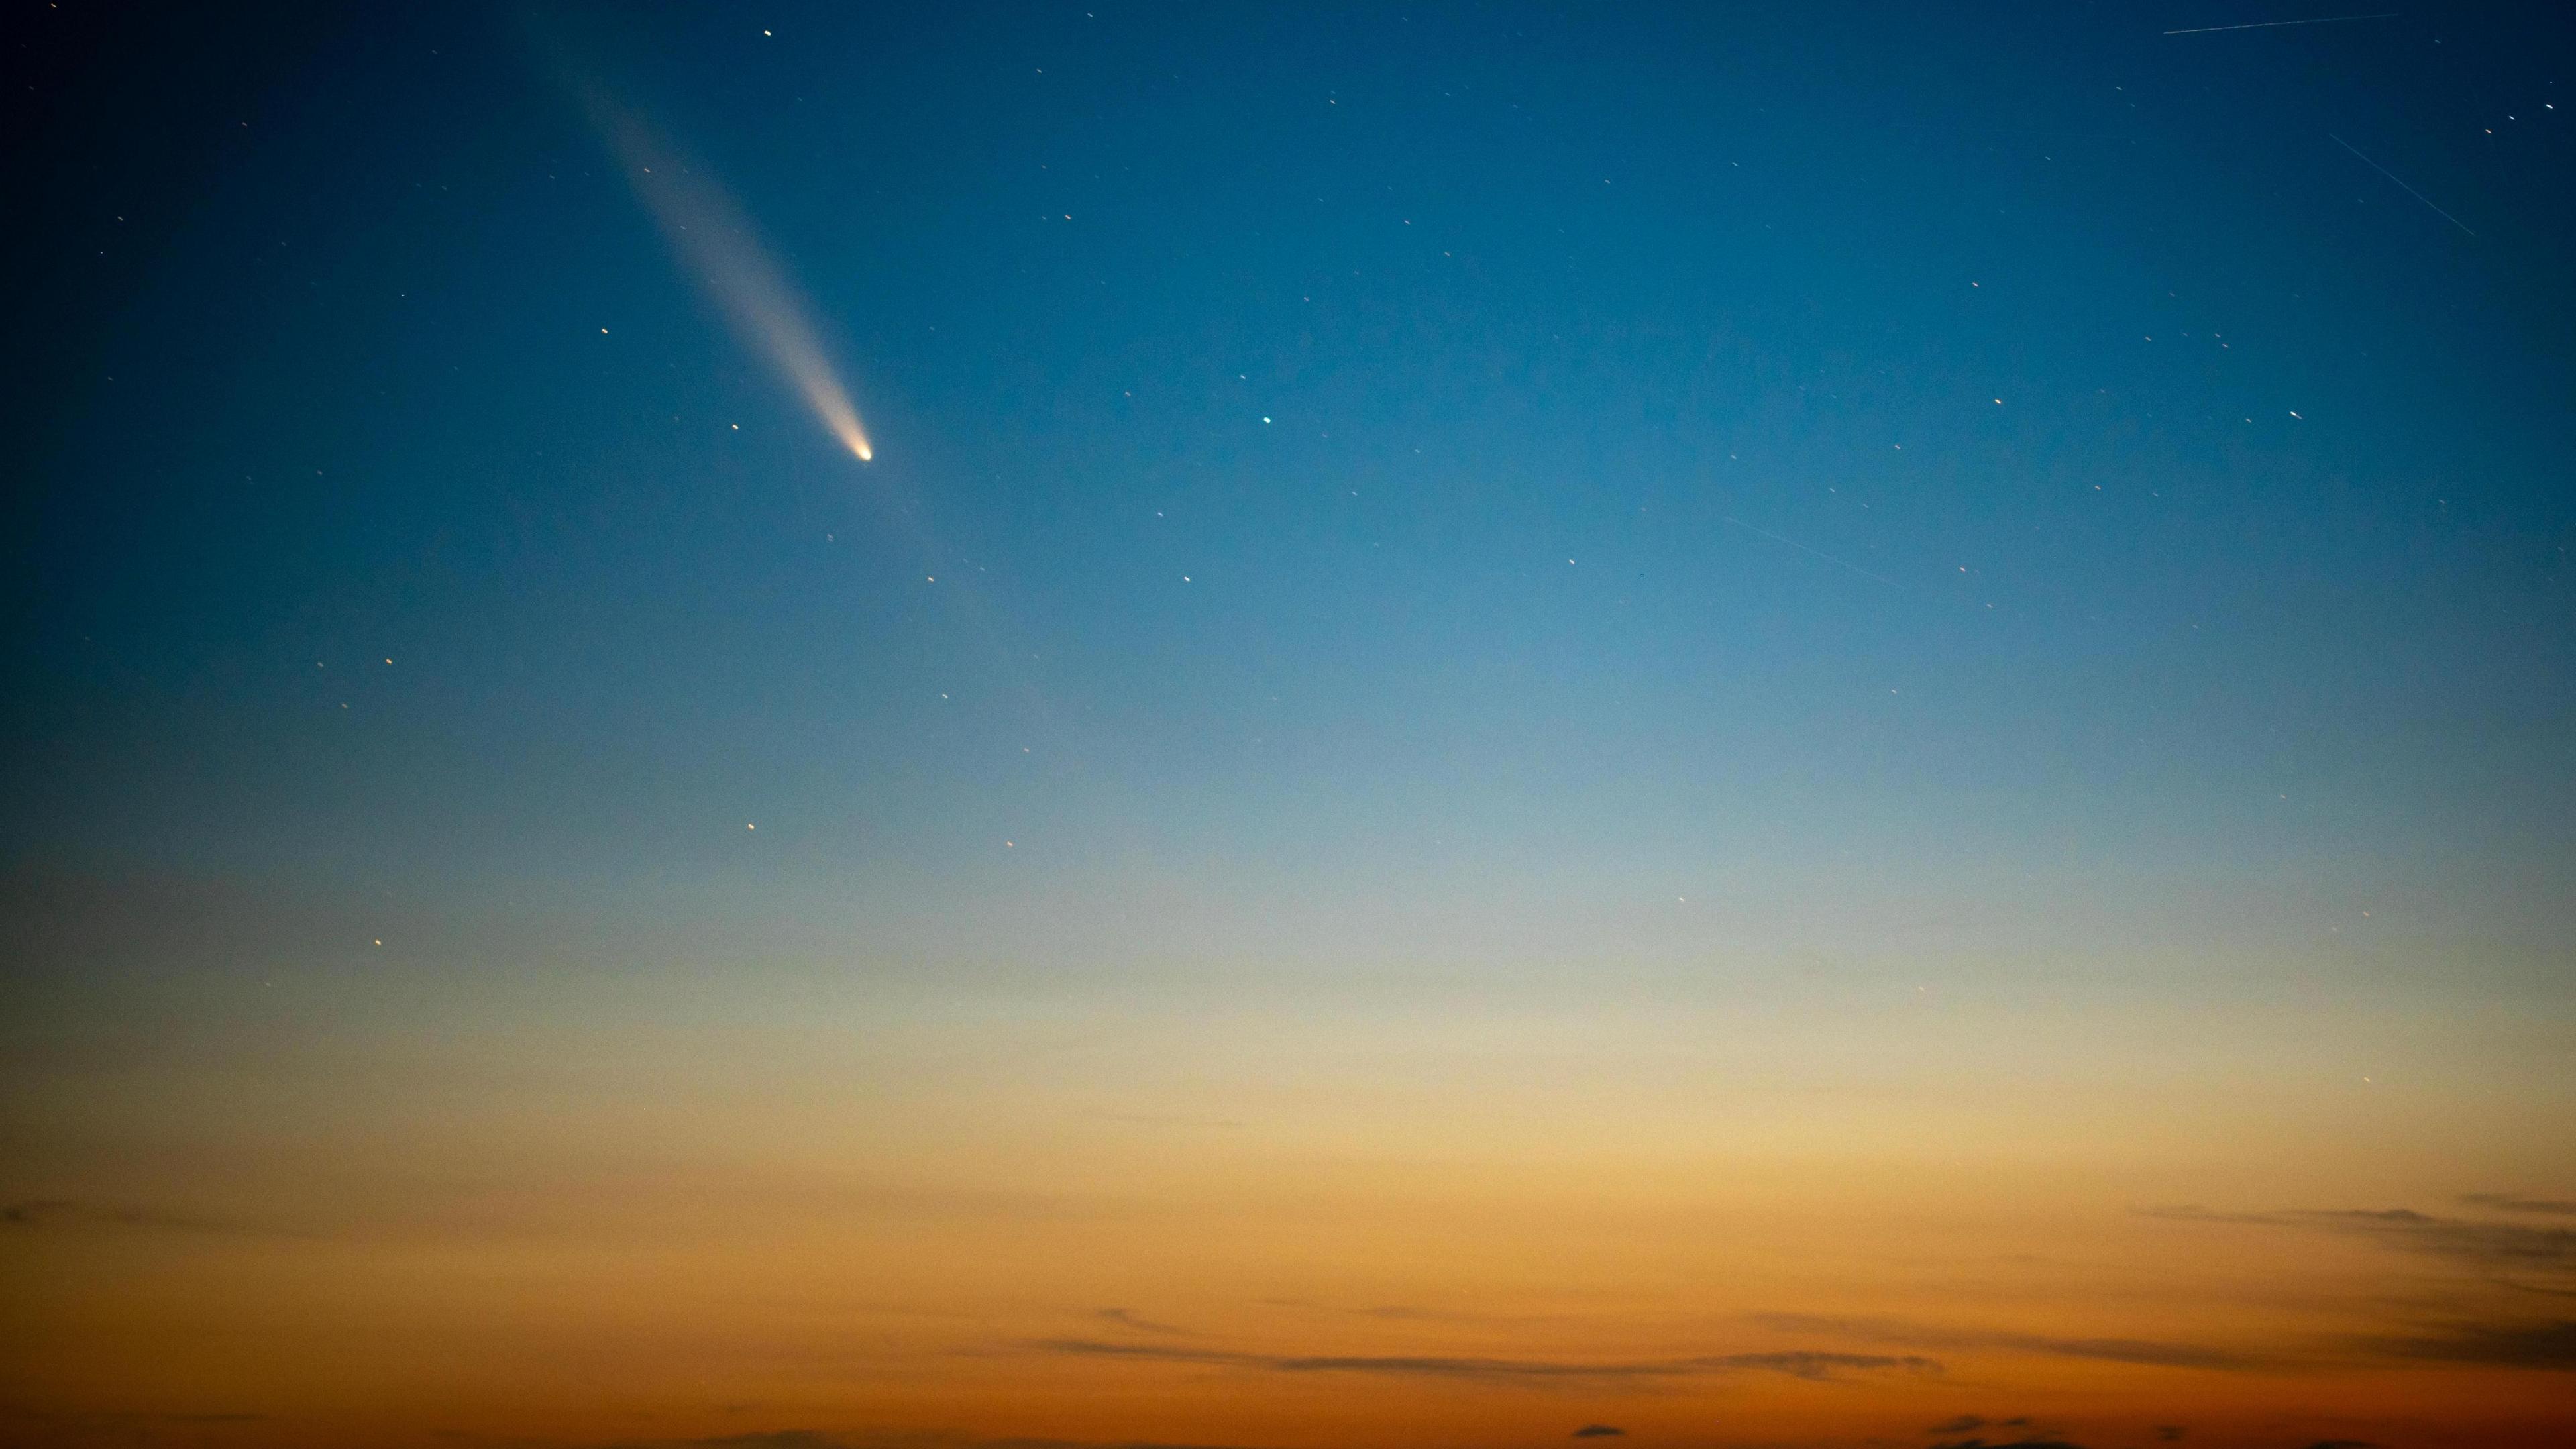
left=581, top=87, right=873, bottom=460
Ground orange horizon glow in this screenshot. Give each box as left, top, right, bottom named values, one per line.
left=5, top=955, right=2571, bottom=1448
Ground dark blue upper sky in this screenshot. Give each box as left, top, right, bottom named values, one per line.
left=6, top=1, right=2572, bottom=998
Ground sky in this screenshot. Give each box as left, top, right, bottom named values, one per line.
left=2, top=2, right=2573, bottom=1447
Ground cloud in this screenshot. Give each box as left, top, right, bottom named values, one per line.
left=597, top=1423, right=860, bottom=1433
left=2142, top=1203, right=2576, bottom=1362
left=8, top=1199, right=137, bottom=1227
left=599, top=1433, right=1271, bottom=1449
left=1751, top=1313, right=2263, bottom=1371
left=1028, top=1338, right=1936, bottom=1385
left=964, top=1440, right=1262, bottom=1449
left=1095, top=1308, right=1195, bottom=1337
left=0, top=1408, right=277, bottom=1441
left=2154, top=1430, right=2185, bottom=1443
left=1570, top=1428, right=1623, bottom=1438
left=1928, top=1440, right=2088, bottom=1449
left=2461, top=1194, right=2576, bottom=1216
left=2364, top=1319, right=2576, bottom=1369
left=0, top=1199, right=289, bottom=1237
left=2141, top=1205, right=2576, bottom=1277
left=1685, top=1350, right=1942, bottom=1379
left=1029, top=1341, right=1260, bottom=1369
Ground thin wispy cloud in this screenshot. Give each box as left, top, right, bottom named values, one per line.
left=1750, top=1313, right=2267, bottom=1371
left=1, top=1199, right=301, bottom=1238
left=1028, top=1338, right=1937, bottom=1385
left=598, top=1432, right=1277, bottom=1449
left=2136, top=1205, right=2576, bottom=1371
left=645, top=1436, right=855, bottom=1449
left=1095, top=1308, right=1196, bottom=1337
left=0, top=1409, right=276, bottom=1440
left=2363, top=1319, right=2576, bottom=1369
left=2143, top=1204, right=2576, bottom=1277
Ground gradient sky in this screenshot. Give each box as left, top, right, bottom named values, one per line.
left=4, top=4, right=2573, bottom=1448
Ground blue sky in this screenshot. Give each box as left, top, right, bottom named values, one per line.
left=3, top=9, right=2573, bottom=1438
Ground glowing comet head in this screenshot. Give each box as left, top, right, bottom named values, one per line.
left=582, top=86, right=877, bottom=465
left=806, top=388, right=871, bottom=462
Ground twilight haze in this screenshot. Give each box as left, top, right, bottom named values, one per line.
left=3, top=4, right=2572, bottom=1448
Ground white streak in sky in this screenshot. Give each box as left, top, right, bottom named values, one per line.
left=1723, top=516, right=1907, bottom=589
left=2330, top=133, right=2476, bottom=236
left=583, top=89, right=874, bottom=460
left=2163, top=13, right=2396, bottom=35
